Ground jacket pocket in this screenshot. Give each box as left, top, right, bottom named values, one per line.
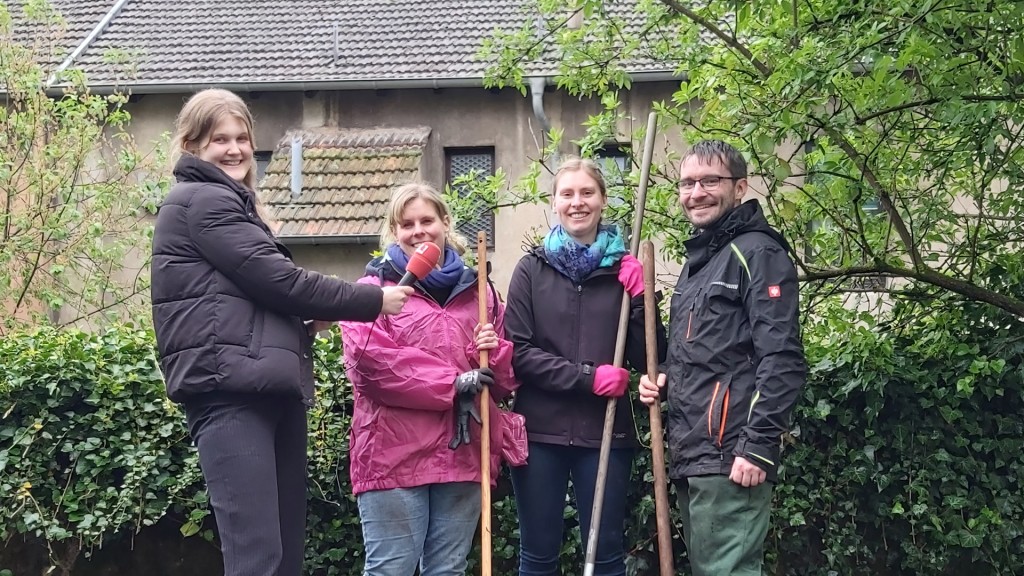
left=499, top=410, right=528, bottom=467
left=703, top=282, right=739, bottom=315
left=247, top=310, right=265, bottom=358
left=706, top=377, right=731, bottom=448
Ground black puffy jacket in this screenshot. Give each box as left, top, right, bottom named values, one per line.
left=151, top=156, right=382, bottom=406
left=504, top=246, right=667, bottom=449
left=665, top=200, right=806, bottom=482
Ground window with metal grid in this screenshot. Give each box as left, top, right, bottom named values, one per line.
left=254, top=151, right=273, bottom=182
left=445, top=147, right=495, bottom=248
left=595, top=143, right=631, bottom=187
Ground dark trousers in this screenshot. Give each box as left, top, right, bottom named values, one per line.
left=675, top=475, right=772, bottom=576
left=185, top=395, right=308, bottom=576
left=510, top=442, right=634, bottom=576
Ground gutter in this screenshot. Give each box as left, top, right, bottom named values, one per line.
left=52, top=70, right=682, bottom=96
left=279, top=234, right=378, bottom=246
left=46, top=0, right=132, bottom=88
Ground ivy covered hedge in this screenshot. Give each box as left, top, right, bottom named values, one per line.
left=1, top=301, right=1022, bottom=574
left=0, top=327, right=202, bottom=575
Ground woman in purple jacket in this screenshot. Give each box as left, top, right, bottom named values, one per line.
left=504, top=157, right=666, bottom=576
left=340, top=182, right=523, bottom=576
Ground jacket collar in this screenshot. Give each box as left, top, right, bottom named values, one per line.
left=172, top=154, right=286, bottom=254
left=683, top=200, right=790, bottom=275
left=173, top=155, right=255, bottom=205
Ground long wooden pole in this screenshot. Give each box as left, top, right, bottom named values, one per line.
left=643, top=240, right=674, bottom=576
left=583, top=111, right=658, bottom=576
left=476, top=231, right=492, bottom=576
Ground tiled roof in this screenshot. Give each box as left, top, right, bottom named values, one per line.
left=77, top=0, right=543, bottom=85
left=259, top=127, right=431, bottom=238
left=7, top=0, right=116, bottom=68
left=14, top=0, right=674, bottom=89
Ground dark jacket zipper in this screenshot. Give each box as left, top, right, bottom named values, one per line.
left=569, top=283, right=584, bottom=446
left=686, top=287, right=703, bottom=340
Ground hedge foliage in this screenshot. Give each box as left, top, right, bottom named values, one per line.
left=1, top=300, right=1022, bottom=574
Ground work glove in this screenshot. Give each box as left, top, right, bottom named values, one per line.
left=447, top=368, right=493, bottom=449
left=617, top=254, right=644, bottom=298
left=453, top=367, right=494, bottom=395
left=448, top=392, right=481, bottom=449
left=592, top=364, right=630, bottom=398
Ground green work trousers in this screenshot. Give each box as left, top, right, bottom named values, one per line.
left=676, top=475, right=772, bottom=576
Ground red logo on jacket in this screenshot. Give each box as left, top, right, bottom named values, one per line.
left=768, top=285, right=781, bottom=298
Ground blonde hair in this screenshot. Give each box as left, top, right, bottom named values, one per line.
left=379, top=182, right=468, bottom=255
left=552, top=156, right=607, bottom=199
left=170, top=89, right=259, bottom=191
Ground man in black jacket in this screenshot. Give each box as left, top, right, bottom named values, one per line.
left=639, top=140, right=806, bottom=576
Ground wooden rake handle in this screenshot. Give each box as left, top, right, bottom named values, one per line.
left=643, top=240, right=674, bottom=576
left=477, top=231, right=492, bottom=576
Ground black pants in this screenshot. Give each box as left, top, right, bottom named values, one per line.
left=185, top=394, right=308, bottom=576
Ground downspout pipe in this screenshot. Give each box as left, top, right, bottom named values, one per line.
left=290, top=135, right=303, bottom=199
left=528, top=76, right=556, bottom=164
left=46, top=0, right=132, bottom=87
left=528, top=76, right=551, bottom=136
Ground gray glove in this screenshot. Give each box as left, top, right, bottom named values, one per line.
left=448, top=392, right=481, bottom=450
left=453, top=367, right=494, bottom=395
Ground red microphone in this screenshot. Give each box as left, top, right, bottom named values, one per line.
left=397, top=242, right=442, bottom=286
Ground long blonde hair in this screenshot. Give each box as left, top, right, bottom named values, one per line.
left=170, top=89, right=259, bottom=191
left=379, top=182, right=468, bottom=255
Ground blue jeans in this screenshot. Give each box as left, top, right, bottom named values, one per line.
left=510, top=442, right=634, bottom=576
left=357, top=482, right=480, bottom=576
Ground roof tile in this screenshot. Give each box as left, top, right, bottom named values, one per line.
left=23, top=0, right=670, bottom=87
left=259, top=126, right=430, bottom=238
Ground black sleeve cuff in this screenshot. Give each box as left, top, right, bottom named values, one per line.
left=576, top=361, right=596, bottom=392
left=733, top=437, right=780, bottom=476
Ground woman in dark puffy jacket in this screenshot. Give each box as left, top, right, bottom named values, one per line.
left=150, top=88, right=411, bottom=576
left=504, top=157, right=667, bottom=576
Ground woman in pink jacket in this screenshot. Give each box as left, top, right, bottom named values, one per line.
left=340, top=182, right=520, bottom=576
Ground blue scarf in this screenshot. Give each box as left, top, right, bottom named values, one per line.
left=385, top=243, right=464, bottom=290
left=542, top=224, right=627, bottom=284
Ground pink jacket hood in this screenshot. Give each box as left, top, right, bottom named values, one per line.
left=341, top=267, right=518, bottom=495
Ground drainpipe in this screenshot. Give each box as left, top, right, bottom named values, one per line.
left=290, top=136, right=303, bottom=198
left=528, top=76, right=556, bottom=164
left=46, top=0, right=132, bottom=87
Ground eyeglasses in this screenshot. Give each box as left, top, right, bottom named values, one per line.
left=678, top=176, right=743, bottom=193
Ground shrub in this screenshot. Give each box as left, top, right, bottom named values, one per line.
left=0, top=325, right=200, bottom=575
left=2, top=308, right=1022, bottom=575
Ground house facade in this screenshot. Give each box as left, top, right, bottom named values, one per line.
left=17, top=0, right=686, bottom=293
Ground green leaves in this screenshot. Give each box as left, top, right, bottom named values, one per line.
left=0, top=325, right=198, bottom=570
left=788, top=294, right=1024, bottom=574
left=481, top=0, right=1024, bottom=316
left=0, top=6, right=170, bottom=334
left=5, top=311, right=1024, bottom=574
